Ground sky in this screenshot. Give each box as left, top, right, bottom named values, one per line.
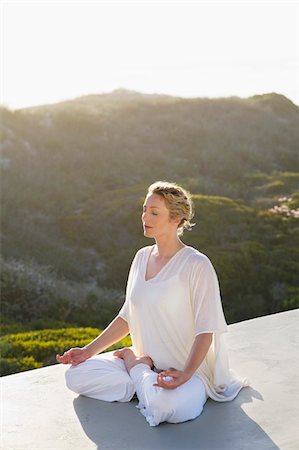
left=1, top=0, right=299, bottom=110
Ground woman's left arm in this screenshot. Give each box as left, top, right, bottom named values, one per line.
left=153, top=332, right=213, bottom=389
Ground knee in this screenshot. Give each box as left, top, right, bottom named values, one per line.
left=149, top=390, right=173, bottom=411
left=146, top=390, right=176, bottom=425
left=65, top=366, right=82, bottom=393
left=64, top=363, right=135, bottom=402
left=117, top=378, right=135, bottom=402
left=147, top=388, right=205, bottom=425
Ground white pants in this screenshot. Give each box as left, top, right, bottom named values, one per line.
left=65, top=350, right=209, bottom=427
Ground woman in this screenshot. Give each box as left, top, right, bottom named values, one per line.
left=56, top=181, right=250, bottom=427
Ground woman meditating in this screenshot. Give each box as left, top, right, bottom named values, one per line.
left=56, top=180, right=250, bottom=427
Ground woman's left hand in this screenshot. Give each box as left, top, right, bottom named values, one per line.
left=153, top=368, right=190, bottom=390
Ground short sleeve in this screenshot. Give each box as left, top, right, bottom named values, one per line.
left=117, top=250, right=141, bottom=323
left=189, top=256, right=228, bottom=336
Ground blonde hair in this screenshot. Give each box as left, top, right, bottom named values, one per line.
left=147, top=180, right=196, bottom=236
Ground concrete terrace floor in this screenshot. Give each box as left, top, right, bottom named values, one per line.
left=2, top=309, right=299, bottom=450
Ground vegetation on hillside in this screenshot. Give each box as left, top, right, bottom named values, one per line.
left=0, top=327, right=132, bottom=376
left=1, top=90, right=298, bottom=374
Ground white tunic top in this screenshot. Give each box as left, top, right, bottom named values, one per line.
left=117, top=244, right=250, bottom=401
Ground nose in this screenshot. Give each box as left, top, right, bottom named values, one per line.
left=141, top=210, right=148, bottom=223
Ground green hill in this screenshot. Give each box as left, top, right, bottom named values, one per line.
left=1, top=90, right=298, bottom=333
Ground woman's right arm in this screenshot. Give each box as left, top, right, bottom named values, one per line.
left=56, top=315, right=129, bottom=365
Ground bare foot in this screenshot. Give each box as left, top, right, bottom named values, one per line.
left=113, top=347, right=154, bottom=372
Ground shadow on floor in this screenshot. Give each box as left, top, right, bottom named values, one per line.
left=73, top=386, right=279, bottom=450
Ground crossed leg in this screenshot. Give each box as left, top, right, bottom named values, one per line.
left=113, top=348, right=208, bottom=427
left=65, top=350, right=136, bottom=402
left=65, top=348, right=208, bottom=427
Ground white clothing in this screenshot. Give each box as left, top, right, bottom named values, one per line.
left=64, top=244, right=250, bottom=427
left=130, top=362, right=208, bottom=426
left=117, top=244, right=250, bottom=402
left=65, top=349, right=208, bottom=426
left=65, top=350, right=135, bottom=403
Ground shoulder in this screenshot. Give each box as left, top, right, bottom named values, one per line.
left=185, top=246, right=212, bottom=267
left=184, top=247, right=217, bottom=280
left=182, top=248, right=219, bottom=292
left=135, top=245, right=153, bottom=256
left=132, top=245, right=153, bottom=261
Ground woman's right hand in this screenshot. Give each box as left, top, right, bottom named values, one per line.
left=56, top=346, right=90, bottom=366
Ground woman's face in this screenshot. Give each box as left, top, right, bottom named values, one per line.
left=141, top=193, right=180, bottom=238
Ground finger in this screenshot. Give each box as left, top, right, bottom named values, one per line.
left=57, top=354, right=67, bottom=363
left=58, top=355, right=68, bottom=364
left=160, top=372, right=178, bottom=379
left=153, top=380, right=177, bottom=389
left=60, top=354, right=70, bottom=364
left=153, top=374, right=163, bottom=387
left=66, top=351, right=73, bottom=363
left=153, top=375, right=176, bottom=388
left=161, top=378, right=177, bottom=385
left=158, top=373, right=175, bottom=381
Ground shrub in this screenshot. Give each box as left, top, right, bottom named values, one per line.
left=0, top=256, right=125, bottom=328
left=1, top=356, right=43, bottom=375
left=0, top=257, right=73, bottom=322
left=0, top=327, right=132, bottom=376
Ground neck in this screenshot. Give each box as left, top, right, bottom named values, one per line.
left=153, top=236, right=185, bottom=258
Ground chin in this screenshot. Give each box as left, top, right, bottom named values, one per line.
left=144, top=229, right=154, bottom=237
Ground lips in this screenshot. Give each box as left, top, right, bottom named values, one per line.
left=144, top=224, right=152, bottom=229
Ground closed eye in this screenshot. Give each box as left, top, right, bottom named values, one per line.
left=142, top=207, right=158, bottom=216
left=142, top=206, right=158, bottom=216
